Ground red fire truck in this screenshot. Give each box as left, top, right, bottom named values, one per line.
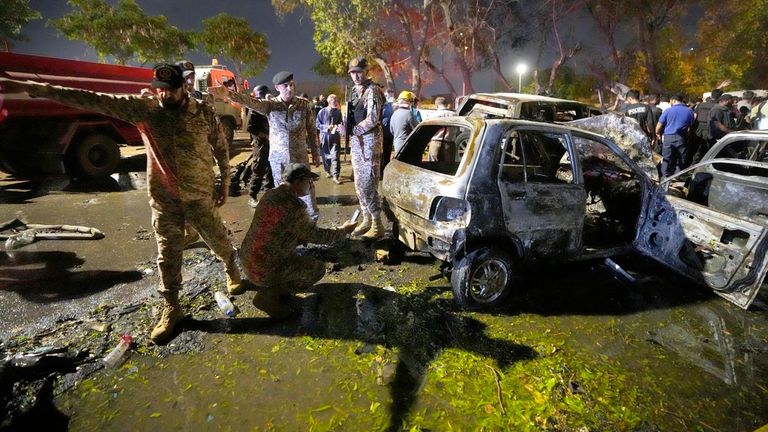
left=0, top=52, right=152, bottom=177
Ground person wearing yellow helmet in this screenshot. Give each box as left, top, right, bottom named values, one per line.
left=390, top=90, right=420, bottom=154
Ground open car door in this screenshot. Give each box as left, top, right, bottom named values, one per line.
left=634, top=175, right=768, bottom=309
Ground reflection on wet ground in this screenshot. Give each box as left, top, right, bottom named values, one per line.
left=1, top=150, right=766, bottom=431
left=48, top=248, right=768, bottom=431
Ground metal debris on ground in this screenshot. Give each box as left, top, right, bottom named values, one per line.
left=0, top=218, right=105, bottom=248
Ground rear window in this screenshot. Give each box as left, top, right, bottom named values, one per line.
left=396, top=124, right=470, bottom=176
left=519, top=102, right=591, bottom=122
left=713, top=139, right=768, bottom=176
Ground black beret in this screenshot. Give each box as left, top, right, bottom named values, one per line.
left=284, top=163, right=319, bottom=183
left=272, top=71, right=294, bottom=86
left=152, top=64, right=184, bottom=89
left=348, top=57, right=367, bottom=73
left=255, top=84, right=269, bottom=94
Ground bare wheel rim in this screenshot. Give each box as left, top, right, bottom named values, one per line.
left=457, top=140, right=467, bottom=160
left=468, top=258, right=509, bottom=303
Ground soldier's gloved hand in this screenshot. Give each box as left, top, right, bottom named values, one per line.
left=339, top=220, right=357, bottom=234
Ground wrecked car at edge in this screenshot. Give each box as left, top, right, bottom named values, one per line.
left=381, top=114, right=768, bottom=310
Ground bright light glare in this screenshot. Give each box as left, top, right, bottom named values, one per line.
left=516, top=63, right=527, bottom=75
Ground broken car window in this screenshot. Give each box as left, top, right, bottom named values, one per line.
left=500, top=131, right=572, bottom=184
left=396, top=124, right=470, bottom=176
left=713, top=139, right=768, bottom=177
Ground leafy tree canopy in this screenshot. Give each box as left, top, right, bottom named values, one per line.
left=197, top=13, right=270, bottom=78
left=50, top=0, right=194, bottom=65
left=0, top=0, right=41, bottom=51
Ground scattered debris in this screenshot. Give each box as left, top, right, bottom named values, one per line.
left=0, top=218, right=105, bottom=250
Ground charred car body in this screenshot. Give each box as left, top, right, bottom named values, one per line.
left=381, top=113, right=767, bottom=310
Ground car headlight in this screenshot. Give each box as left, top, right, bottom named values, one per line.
left=431, top=196, right=470, bottom=223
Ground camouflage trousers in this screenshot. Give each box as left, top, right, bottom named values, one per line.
left=246, top=254, right=326, bottom=293
left=269, top=154, right=320, bottom=222
left=350, top=132, right=382, bottom=218
left=151, top=198, right=236, bottom=295
left=248, top=135, right=274, bottom=199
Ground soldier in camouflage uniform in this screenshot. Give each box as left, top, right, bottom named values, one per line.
left=245, top=84, right=274, bottom=208
left=239, top=164, right=357, bottom=318
left=347, top=57, right=386, bottom=239
left=0, top=65, right=244, bottom=344
left=217, top=71, right=321, bottom=221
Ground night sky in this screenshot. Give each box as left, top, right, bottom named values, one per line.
left=12, top=1, right=703, bottom=97
left=15, top=0, right=324, bottom=92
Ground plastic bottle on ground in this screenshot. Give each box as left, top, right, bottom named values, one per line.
left=214, top=291, right=235, bottom=317
left=4, top=229, right=36, bottom=250
left=103, top=334, right=133, bottom=368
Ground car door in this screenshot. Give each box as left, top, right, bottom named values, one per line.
left=497, top=127, right=586, bottom=259
left=635, top=176, right=768, bottom=309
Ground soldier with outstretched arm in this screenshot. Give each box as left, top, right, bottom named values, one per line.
left=0, top=65, right=244, bottom=344
left=213, top=71, right=321, bottom=221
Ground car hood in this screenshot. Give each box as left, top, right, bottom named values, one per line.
left=567, top=113, right=659, bottom=182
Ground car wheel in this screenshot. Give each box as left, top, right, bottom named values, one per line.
left=220, top=117, right=235, bottom=145
left=454, top=130, right=470, bottom=162
left=451, top=247, right=515, bottom=309
left=70, top=133, right=120, bottom=177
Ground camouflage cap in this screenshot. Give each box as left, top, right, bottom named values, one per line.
left=348, top=57, right=367, bottom=73
left=284, top=163, right=319, bottom=183
left=152, top=64, right=184, bottom=89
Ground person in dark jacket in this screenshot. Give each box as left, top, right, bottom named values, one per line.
left=245, top=84, right=274, bottom=207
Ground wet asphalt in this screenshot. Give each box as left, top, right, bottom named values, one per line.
left=1, top=134, right=767, bottom=430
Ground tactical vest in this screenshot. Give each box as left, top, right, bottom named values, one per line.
left=350, top=81, right=384, bottom=127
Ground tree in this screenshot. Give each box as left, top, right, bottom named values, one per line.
left=196, top=13, right=270, bottom=81
left=0, top=0, right=41, bottom=52
left=50, top=0, right=194, bottom=65
left=431, top=0, right=527, bottom=96
left=272, top=0, right=398, bottom=91
left=528, top=0, right=583, bottom=96
left=693, top=0, right=768, bottom=90
left=623, top=0, right=688, bottom=93
left=583, top=0, right=630, bottom=87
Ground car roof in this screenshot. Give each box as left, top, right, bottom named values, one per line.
left=456, top=92, right=595, bottom=117
left=702, top=130, right=768, bottom=162
left=464, top=92, right=585, bottom=104
left=418, top=115, right=610, bottom=141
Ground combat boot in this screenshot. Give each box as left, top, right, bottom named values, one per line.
left=362, top=215, right=385, bottom=240
left=351, top=211, right=371, bottom=237
left=150, top=293, right=184, bottom=344
left=225, top=258, right=245, bottom=295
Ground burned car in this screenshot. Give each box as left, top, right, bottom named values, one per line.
left=456, top=92, right=602, bottom=121
left=381, top=114, right=768, bottom=310
left=450, top=92, right=602, bottom=161
left=684, top=130, right=768, bottom=223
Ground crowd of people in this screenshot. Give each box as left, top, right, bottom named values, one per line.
left=617, top=88, right=767, bottom=178
left=0, top=55, right=404, bottom=344
left=4, top=52, right=762, bottom=344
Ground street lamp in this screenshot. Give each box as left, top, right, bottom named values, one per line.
left=516, top=63, right=527, bottom=93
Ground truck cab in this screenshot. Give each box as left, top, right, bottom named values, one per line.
left=193, top=62, right=244, bottom=143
